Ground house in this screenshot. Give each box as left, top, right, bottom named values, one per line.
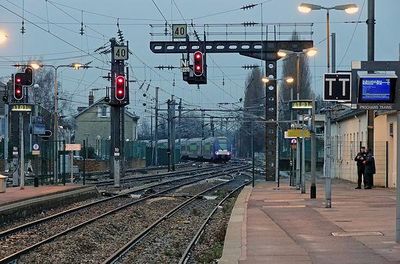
left=73, top=96, right=139, bottom=151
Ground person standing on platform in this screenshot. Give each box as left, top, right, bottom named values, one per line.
left=363, top=148, right=376, bottom=189
left=354, top=147, right=366, bottom=189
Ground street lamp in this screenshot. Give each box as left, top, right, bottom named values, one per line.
left=298, top=3, right=358, bottom=72
left=298, top=2, right=358, bottom=206
left=262, top=76, right=294, bottom=84
left=0, top=30, right=8, bottom=44
left=29, top=62, right=91, bottom=183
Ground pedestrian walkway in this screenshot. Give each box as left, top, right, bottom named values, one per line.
left=220, top=179, right=400, bottom=264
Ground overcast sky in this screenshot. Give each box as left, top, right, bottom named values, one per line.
left=0, top=0, right=399, bottom=120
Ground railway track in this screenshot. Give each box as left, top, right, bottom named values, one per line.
left=102, top=175, right=249, bottom=264
left=0, top=164, right=247, bottom=264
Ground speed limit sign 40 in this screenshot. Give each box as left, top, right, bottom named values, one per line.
left=172, top=24, right=187, bottom=39
left=114, top=46, right=128, bottom=60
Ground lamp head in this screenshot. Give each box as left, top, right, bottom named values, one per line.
left=298, top=3, right=322, bottom=13
left=304, top=47, right=317, bottom=57
left=334, top=4, right=358, bottom=14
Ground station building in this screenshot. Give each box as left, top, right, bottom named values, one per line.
left=331, top=109, right=396, bottom=188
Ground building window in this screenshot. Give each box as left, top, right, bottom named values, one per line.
left=98, top=105, right=109, bottom=117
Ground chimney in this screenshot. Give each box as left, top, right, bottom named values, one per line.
left=88, top=90, right=94, bottom=106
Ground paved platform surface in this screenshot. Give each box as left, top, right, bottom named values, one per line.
left=220, top=179, right=400, bottom=264
left=0, top=184, right=85, bottom=207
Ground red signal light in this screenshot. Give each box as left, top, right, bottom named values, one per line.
left=14, top=73, right=24, bottom=100
left=193, top=51, right=203, bottom=76
left=115, top=75, right=126, bottom=101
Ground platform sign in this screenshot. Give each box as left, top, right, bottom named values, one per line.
left=32, top=144, right=40, bottom=155
left=287, top=129, right=311, bottom=138
left=65, top=144, right=81, bottom=151
left=324, top=73, right=351, bottom=102
left=291, top=100, right=313, bottom=110
left=172, top=24, right=187, bottom=39
left=11, top=104, right=33, bottom=112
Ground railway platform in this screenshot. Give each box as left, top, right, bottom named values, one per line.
left=0, top=184, right=98, bottom=223
left=220, top=179, right=400, bottom=264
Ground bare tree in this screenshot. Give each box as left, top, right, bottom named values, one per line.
left=239, top=67, right=265, bottom=157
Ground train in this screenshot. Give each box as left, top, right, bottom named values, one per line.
left=144, top=136, right=232, bottom=163
left=181, top=137, right=231, bottom=162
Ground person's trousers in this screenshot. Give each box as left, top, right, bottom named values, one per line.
left=357, top=169, right=364, bottom=187
left=364, top=172, right=373, bottom=188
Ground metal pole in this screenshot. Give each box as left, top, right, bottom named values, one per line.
left=323, top=9, right=332, bottom=208
left=301, top=126, right=306, bottom=194
left=4, top=102, right=9, bottom=173
left=167, top=99, right=171, bottom=172
left=178, top=98, right=182, bottom=158
left=310, top=98, right=317, bottom=198
left=154, top=87, right=159, bottom=166
left=295, top=54, right=301, bottom=190
left=367, top=0, right=375, bottom=182
left=54, top=67, right=58, bottom=183
left=396, top=111, right=400, bottom=242
left=290, top=85, right=295, bottom=186
left=82, top=139, right=86, bottom=185
left=331, top=33, right=336, bottom=73
left=62, top=140, right=66, bottom=185
left=326, top=10, right=331, bottom=73
left=252, top=121, right=255, bottom=187
left=19, top=112, right=24, bottom=189
left=171, top=97, right=176, bottom=171
left=325, top=110, right=332, bottom=208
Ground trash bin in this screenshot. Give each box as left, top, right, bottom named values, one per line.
left=34, top=176, right=39, bottom=187
left=0, top=175, right=7, bottom=193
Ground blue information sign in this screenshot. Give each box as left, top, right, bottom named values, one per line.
left=359, top=77, right=396, bottom=103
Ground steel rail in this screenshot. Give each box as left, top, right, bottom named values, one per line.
left=0, top=166, right=247, bottom=264
left=179, top=182, right=249, bottom=264
left=0, top=165, right=227, bottom=239
left=102, top=178, right=245, bottom=264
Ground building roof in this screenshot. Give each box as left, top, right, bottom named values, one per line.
left=73, top=97, right=139, bottom=121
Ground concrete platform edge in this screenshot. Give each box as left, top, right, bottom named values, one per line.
left=219, top=185, right=252, bottom=264
left=0, top=186, right=99, bottom=223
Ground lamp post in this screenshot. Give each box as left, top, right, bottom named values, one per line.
left=30, top=62, right=90, bottom=183
left=277, top=48, right=317, bottom=192
left=299, top=2, right=358, bottom=207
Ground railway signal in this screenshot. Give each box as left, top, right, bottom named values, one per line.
left=14, top=73, right=24, bottom=100
left=24, top=67, right=33, bottom=86
left=115, top=75, right=126, bottom=101
left=193, top=51, right=204, bottom=76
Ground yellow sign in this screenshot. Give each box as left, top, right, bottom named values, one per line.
left=287, top=129, right=311, bottom=138
left=11, top=104, right=32, bottom=112
left=291, top=101, right=313, bottom=109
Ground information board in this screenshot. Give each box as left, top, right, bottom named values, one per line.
left=359, top=77, right=396, bottom=103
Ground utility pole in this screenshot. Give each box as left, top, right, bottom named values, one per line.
left=19, top=112, right=24, bottom=189
left=310, top=98, right=317, bottom=198
left=210, top=117, right=215, bottom=137
left=154, top=87, right=159, bottom=166
left=251, top=121, right=255, bottom=187
left=367, top=0, right=375, bottom=186
left=178, top=98, right=182, bottom=151
left=171, top=96, right=176, bottom=171
left=167, top=99, right=171, bottom=172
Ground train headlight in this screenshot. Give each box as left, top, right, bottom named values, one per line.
left=215, top=151, right=219, bottom=155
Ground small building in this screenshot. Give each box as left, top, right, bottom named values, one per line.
left=73, top=96, right=139, bottom=151
left=331, top=109, right=396, bottom=188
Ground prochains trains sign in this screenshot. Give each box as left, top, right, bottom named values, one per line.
left=350, top=61, right=400, bottom=110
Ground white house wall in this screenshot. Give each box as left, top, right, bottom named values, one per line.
left=331, top=112, right=397, bottom=188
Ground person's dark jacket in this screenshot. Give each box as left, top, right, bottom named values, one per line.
left=354, top=152, right=366, bottom=169
left=364, top=153, right=376, bottom=174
